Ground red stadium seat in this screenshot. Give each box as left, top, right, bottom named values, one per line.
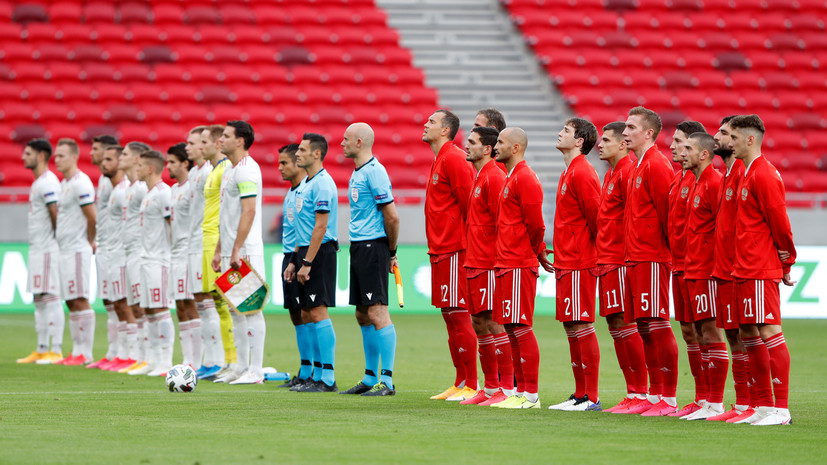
left=84, top=2, right=116, bottom=24
left=117, top=3, right=151, bottom=24
left=49, top=2, right=82, bottom=24
left=12, top=4, right=48, bottom=24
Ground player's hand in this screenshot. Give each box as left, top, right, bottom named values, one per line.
left=297, top=265, right=311, bottom=284
left=538, top=249, right=554, bottom=273
left=230, top=249, right=242, bottom=270
left=211, top=252, right=221, bottom=272
left=777, top=249, right=791, bottom=262
left=782, top=273, right=797, bottom=286
left=91, top=241, right=97, bottom=255
left=389, top=255, right=399, bottom=273
left=283, top=263, right=296, bottom=282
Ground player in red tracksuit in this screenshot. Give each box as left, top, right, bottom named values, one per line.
left=621, top=107, right=680, bottom=416
left=490, top=127, right=552, bottom=409
left=547, top=118, right=603, bottom=412
left=460, top=126, right=514, bottom=406
left=681, top=132, right=728, bottom=420
left=422, top=109, right=479, bottom=401
left=594, top=122, right=648, bottom=414
left=728, top=115, right=796, bottom=426
left=666, top=121, right=707, bottom=419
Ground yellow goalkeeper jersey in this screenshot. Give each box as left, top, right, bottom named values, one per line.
left=202, top=157, right=229, bottom=237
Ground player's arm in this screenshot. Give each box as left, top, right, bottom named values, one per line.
left=297, top=211, right=329, bottom=284
left=577, top=169, right=602, bottom=239
left=650, top=163, right=672, bottom=240
left=380, top=201, right=400, bottom=272
left=47, top=202, right=58, bottom=235
left=81, top=203, right=96, bottom=251
left=447, top=156, right=474, bottom=219
left=520, top=179, right=551, bottom=272
left=759, top=172, right=797, bottom=279
left=230, top=196, right=256, bottom=269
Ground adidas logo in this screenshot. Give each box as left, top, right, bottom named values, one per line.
left=309, top=294, right=316, bottom=302
left=660, top=308, right=666, bottom=314
left=521, top=314, right=526, bottom=320
left=459, top=298, right=465, bottom=304
left=571, top=362, right=578, bottom=368
left=582, top=311, right=589, bottom=318
left=247, top=331, right=252, bottom=336
left=458, top=347, right=467, bottom=353
left=709, top=362, right=717, bottom=369
left=520, top=358, right=526, bottom=363
left=661, top=367, right=671, bottom=372
left=295, top=297, right=300, bottom=303
left=772, top=377, right=782, bottom=385
left=366, top=292, right=373, bottom=300
left=581, top=363, right=587, bottom=369
left=495, top=349, right=503, bottom=355
left=767, top=313, right=775, bottom=319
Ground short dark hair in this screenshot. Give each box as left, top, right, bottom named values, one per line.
left=629, top=106, right=663, bottom=139
left=476, top=108, right=506, bottom=132
left=126, top=141, right=151, bottom=155
left=227, top=120, right=255, bottom=150
left=471, top=126, right=499, bottom=157
left=279, top=143, right=300, bottom=162
left=602, top=121, right=626, bottom=141
left=676, top=121, right=706, bottom=137
left=104, top=145, right=124, bottom=157
left=565, top=117, right=598, bottom=154
left=26, top=138, right=52, bottom=160
left=435, top=109, right=460, bottom=140
left=167, top=142, right=192, bottom=169
left=729, top=114, right=765, bottom=135
left=689, top=132, right=716, bottom=155
left=92, top=135, right=118, bottom=146
left=139, top=149, right=167, bottom=173
left=720, top=115, right=738, bottom=126
left=302, top=133, right=328, bottom=160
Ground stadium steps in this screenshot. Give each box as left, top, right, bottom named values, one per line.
left=378, top=0, right=573, bottom=229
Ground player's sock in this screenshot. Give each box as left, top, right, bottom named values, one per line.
left=179, top=320, right=193, bottom=367
left=309, top=322, right=322, bottom=382
left=743, top=336, right=773, bottom=407
left=146, top=314, right=160, bottom=367
left=699, top=344, right=710, bottom=403
left=513, top=325, right=539, bottom=396
left=637, top=321, right=662, bottom=398
left=576, top=326, right=600, bottom=402
left=77, top=308, right=96, bottom=361
left=246, top=312, right=266, bottom=376
left=492, top=331, right=514, bottom=391
left=136, top=316, right=147, bottom=362
left=200, top=299, right=223, bottom=367
left=126, top=322, right=138, bottom=362
left=116, top=321, right=129, bottom=360
left=619, top=324, right=647, bottom=395
left=376, top=324, right=396, bottom=390
left=649, top=319, right=678, bottom=398
left=46, top=295, right=64, bottom=354
left=505, top=327, right=525, bottom=393
left=477, top=333, right=498, bottom=391
left=189, top=318, right=202, bottom=369
left=295, top=323, right=313, bottom=379
left=449, top=310, right=478, bottom=390
left=315, top=318, right=336, bottom=386
left=731, top=350, right=751, bottom=407
left=765, top=333, right=790, bottom=409
left=213, top=293, right=236, bottom=364
left=68, top=311, right=81, bottom=357
left=609, top=328, right=631, bottom=393
left=230, top=311, right=249, bottom=373
left=441, top=310, right=463, bottom=387
left=565, top=329, right=585, bottom=398
left=707, top=342, right=729, bottom=405
left=33, top=296, right=49, bottom=353
left=156, top=311, right=174, bottom=368
left=686, top=342, right=703, bottom=402
left=360, top=325, right=379, bottom=386
left=105, top=304, right=118, bottom=360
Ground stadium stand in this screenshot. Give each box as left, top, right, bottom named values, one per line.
left=0, top=0, right=436, bottom=201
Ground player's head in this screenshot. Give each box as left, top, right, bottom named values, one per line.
left=120, top=141, right=151, bottom=172
left=91, top=134, right=118, bottom=166
left=670, top=121, right=706, bottom=162
left=54, top=138, right=80, bottom=175
left=495, top=127, right=528, bottom=165
left=101, top=145, right=123, bottom=179
left=728, top=114, right=765, bottom=160
left=200, top=125, right=224, bottom=161
left=681, top=132, right=716, bottom=172
left=186, top=126, right=206, bottom=162
left=466, top=126, right=499, bottom=163
left=22, top=138, right=52, bottom=170
left=423, top=109, right=459, bottom=144
left=598, top=122, right=628, bottom=162
left=558, top=118, right=597, bottom=155
left=166, top=142, right=191, bottom=181
left=278, top=143, right=303, bottom=182
left=297, top=133, right=328, bottom=168
left=713, top=115, right=738, bottom=159
left=474, top=108, right=506, bottom=132
left=137, top=149, right=166, bottom=182
left=624, top=106, right=662, bottom=152
left=220, top=120, right=255, bottom=156
left=341, top=122, right=375, bottom=159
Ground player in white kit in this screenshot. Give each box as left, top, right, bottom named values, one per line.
left=212, top=121, right=267, bottom=385
left=18, top=139, right=64, bottom=365
left=53, top=139, right=97, bottom=365
left=167, top=142, right=202, bottom=370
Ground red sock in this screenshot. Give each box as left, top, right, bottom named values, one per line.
left=609, top=328, right=632, bottom=394
left=706, top=342, right=729, bottom=404
left=441, top=310, right=463, bottom=387
left=686, top=343, right=705, bottom=402
left=638, top=321, right=662, bottom=397
left=765, top=332, right=790, bottom=409
left=620, top=324, right=648, bottom=394
left=743, top=336, right=773, bottom=407
left=492, top=332, right=514, bottom=390
left=566, top=329, right=584, bottom=397
left=731, top=350, right=751, bottom=406
left=448, top=310, right=478, bottom=390
left=514, top=325, right=540, bottom=394
left=477, top=333, right=498, bottom=391
left=699, top=344, right=710, bottom=402
left=506, top=328, right=525, bottom=392
left=576, top=326, right=600, bottom=401
left=648, top=319, right=678, bottom=398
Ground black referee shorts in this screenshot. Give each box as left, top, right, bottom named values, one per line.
left=282, top=253, right=304, bottom=312
left=297, top=242, right=338, bottom=309
left=349, top=238, right=390, bottom=306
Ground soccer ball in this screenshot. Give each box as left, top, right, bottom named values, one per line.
left=165, top=364, right=197, bottom=392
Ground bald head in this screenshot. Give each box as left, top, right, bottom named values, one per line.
left=495, top=127, right=528, bottom=168
left=342, top=122, right=375, bottom=159
left=501, top=127, right=528, bottom=152
left=348, top=123, right=374, bottom=148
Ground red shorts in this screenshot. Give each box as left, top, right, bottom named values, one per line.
left=466, top=268, right=495, bottom=315
left=494, top=268, right=538, bottom=326
left=430, top=251, right=468, bottom=309
left=686, top=279, right=718, bottom=323
left=556, top=270, right=597, bottom=323
left=736, top=279, right=781, bottom=325
left=671, top=273, right=692, bottom=323
left=715, top=279, right=739, bottom=330
left=598, top=267, right=631, bottom=319
left=627, top=262, right=670, bottom=320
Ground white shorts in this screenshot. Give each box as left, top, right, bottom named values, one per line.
left=188, top=252, right=204, bottom=295
left=170, top=258, right=193, bottom=301
left=107, top=255, right=127, bottom=302
left=58, top=250, right=92, bottom=301
left=126, top=251, right=143, bottom=306
left=95, top=250, right=110, bottom=301
left=141, top=262, right=170, bottom=309
left=27, top=250, right=59, bottom=296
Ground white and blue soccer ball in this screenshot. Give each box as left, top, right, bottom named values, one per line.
left=165, top=364, right=197, bottom=393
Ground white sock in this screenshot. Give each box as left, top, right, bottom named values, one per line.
left=126, top=323, right=139, bottom=361
left=46, top=296, right=64, bottom=354
left=34, top=296, right=49, bottom=353
left=69, top=311, right=81, bottom=356
left=663, top=396, right=677, bottom=407
left=525, top=392, right=539, bottom=403
left=105, top=305, right=118, bottom=360
left=245, top=312, right=266, bottom=377
left=136, top=316, right=148, bottom=363
left=189, top=318, right=202, bottom=370
left=116, top=321, right=129, bottom=359
left=199, top=299, right=223, bottom=366
left=157, top=312, right=174, bottom=368
left=147, top=314, right=160, bottom=367
left=230, top=311, right=249, bottom=373
left=179, top=320, right=192, bottom=367
left=76, top=309, right=95, bottom=360
left=502, top=388, right=516, bottom=397
left=647, top=394, right=660, bottom=404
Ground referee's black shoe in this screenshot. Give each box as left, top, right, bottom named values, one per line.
left=361, top=382, right=395, bottom=397
left=302, top=380, right=338, bottom=393
left=339, top=381, right=372, bottom=395
left=278, top=376, right=299, bottom=388
left=289, top=378, right=312, bottom=392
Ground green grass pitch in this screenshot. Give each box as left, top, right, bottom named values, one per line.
left=1, top=313, right=826, bottom=465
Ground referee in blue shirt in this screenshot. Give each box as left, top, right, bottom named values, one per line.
left=339, top=123, right=400, bottom=396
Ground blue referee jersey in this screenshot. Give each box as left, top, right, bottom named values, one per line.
left=282, top=184, right=299, bottom=251
left=348, top=157, right=394, bottom=242
left=294, top=169, right=338, bottom=247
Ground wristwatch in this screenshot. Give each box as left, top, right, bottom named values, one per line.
left=301, top=258, right=312, bottom=267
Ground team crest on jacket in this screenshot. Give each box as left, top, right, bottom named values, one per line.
left=474, top=186, right=481, bottom=198
left=635, top=176, right=642, bottom=188
left=680, top=186, right=690, bottom=199
left=607, top=182, right=614, bottom=194
left=503, top=187, right=509, bottom=198
left=296, top=198, right=303, bottom=212
left=741, top=187, right=748, bottom=201
left=350, top=188, right=359, bottom=202
left=561, top=183, right=568, bottom=195
left=432, top=173, right=439, bottom=184
left=726, top=187, right=734, bottom=201
left=693, top=194, right=700, bottom=208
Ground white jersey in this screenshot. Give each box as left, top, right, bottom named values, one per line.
left=95, top=174, right=112, bottom=252
left=28, top=170, right=60, bottom=253
left=105, top=177, right=129, bottom=261
left=170, top=180, right=193, bottom=261
left=125, top=179, right=147, bottom=255
left=140, top=182, right=172, bottom=264
left=56, top=170, right=95, bottom=252
left=219, top=155, right=263, bottom=258
left=188, top=161, right=211, bottom=254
